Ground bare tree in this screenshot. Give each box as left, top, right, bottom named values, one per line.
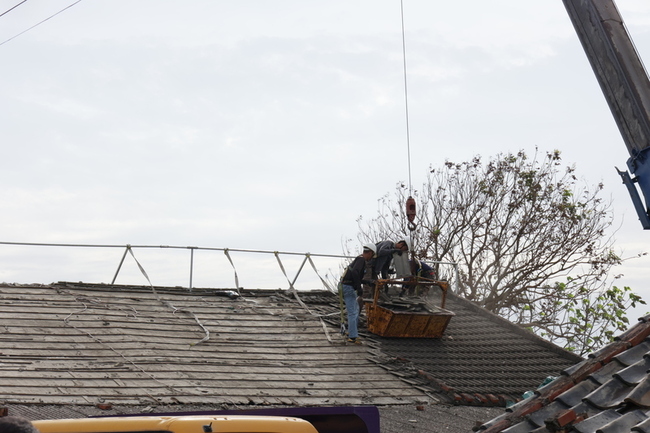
left=357, top=150, right=644, bottom=355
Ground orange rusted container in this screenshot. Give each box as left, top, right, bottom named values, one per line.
left=365, top=280, right=455, bottom=338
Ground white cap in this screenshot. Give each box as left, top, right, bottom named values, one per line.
left=398, top=238, right=412, bottom=250
left=363, top=243, right=377, bottom=256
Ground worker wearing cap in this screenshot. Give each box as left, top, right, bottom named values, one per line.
left=373, top=238, right=411, bottom=279
left=340, top=244, right=376, bottom=344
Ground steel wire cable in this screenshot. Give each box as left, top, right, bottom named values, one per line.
left=0, top=0, right=83, bottom=47
left=400, top=0, right=413, bottom=196
left=0, top=0, right=28, bottom=18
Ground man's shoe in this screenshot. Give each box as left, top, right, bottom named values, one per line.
left=346, top=338, right=362, bottom=345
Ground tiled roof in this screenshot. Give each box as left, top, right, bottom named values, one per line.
left=0, top=281, right=579, bottom=416
left=0, top=282, right=428, bottom=407
left=310, top=289, right=581, bottom=406
left=476, top=315, right=650, bottom=433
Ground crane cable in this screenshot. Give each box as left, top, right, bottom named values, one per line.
left=400, top=0, right=418, bottom=237
left=0, top=1, right=27, bottom=19
left=0, top=0, right=83, bottom=47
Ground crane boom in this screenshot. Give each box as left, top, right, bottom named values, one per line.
left=562, top=0, right=650, bottom=228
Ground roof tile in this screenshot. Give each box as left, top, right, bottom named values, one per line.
left=587, top=340, right=631, bottom=363
left=583, top=377, right=634, bottom=409
left=613, top=339, right=650, bottom=365
left=623, top=375, right=650, bottom=408
left=534, top=375, right=574, bottom=401
left=549, top=408, right=577, bottom=429
left=525, top=400, right=570, bottom=428
left=616, top=322, right=650, bottom=346
left=597, top=409, right=647, bottom=433
left=501, top=419, right=537, bottom=433
left=589, top=358, right=626, bottom=385
left=613, top=356, right=650, bottom=386
left=631, top=417, right=650, bottom=433
left=478, top=315, right=650, bottom=432
left=505, top=395, right=536, bottom=413
left=486, top=394, right=503, bottom=405
left=571, top=409, right=621, bottom=433
left=555, top=378, right=599, bottom=407
left=570, top=401, right=603, bottom=419
left=562, top=358, right=603, bottom=382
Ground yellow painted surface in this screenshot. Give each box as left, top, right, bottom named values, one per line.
left=33, top=415, right=318, bottom=433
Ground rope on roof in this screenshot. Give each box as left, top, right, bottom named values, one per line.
left=307, top=254, right=336, bottom=293
left=58, top=289, right=179, bottom=400
left=275, top=251, right=334, bottom=344
left=124, top=245, right=211, bottom=347
left=223, top=248, right=241, bottom=294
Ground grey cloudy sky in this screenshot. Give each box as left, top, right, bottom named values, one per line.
left=1, top=1, right=650, bottom=311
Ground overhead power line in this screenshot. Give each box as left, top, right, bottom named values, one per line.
left=0, top=0, right=28, bottom=18
left=0, top=0, right=83, bottom=47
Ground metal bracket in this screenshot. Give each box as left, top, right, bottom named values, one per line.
left=617, top=167, right=650, bottom=229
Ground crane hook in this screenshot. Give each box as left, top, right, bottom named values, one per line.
left=406, top=196, right=417, bottom=231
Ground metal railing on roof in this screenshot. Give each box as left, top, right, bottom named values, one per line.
left=0, top=241, right=459, bottom=293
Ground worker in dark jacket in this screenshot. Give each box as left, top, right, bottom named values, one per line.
left=340, top=244, right=376, bottom=344
left=373, top=238, right=411, bottom=279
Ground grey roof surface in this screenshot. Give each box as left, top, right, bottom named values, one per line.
left=329, top=289, right=582, bottom=405
left=0, top=282, right=426, bottom=407
left=476, top=315, right=650, bottom=433
left=0, top=281, right=583, bottom=432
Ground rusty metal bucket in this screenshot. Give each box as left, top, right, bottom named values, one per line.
left=365, top=280, right=454, bottom=338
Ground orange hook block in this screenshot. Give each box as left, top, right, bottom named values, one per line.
left=406, top=196, right=416, bottom=222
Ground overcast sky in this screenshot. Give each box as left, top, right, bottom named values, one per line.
left=1, top=0, right=650, bottom=313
